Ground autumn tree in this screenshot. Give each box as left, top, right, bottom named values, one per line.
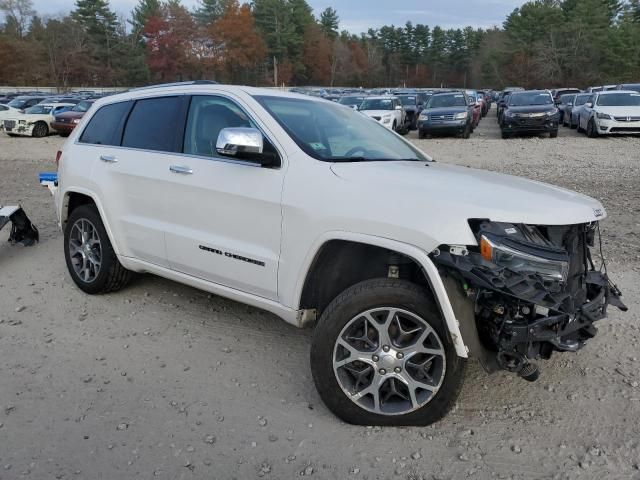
left=209, top=1, right=266, bottom=83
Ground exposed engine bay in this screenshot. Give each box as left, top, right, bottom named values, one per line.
left=432, top=220, right=627, bottom=381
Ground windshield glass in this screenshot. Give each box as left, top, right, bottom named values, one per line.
left=597, top=93, right=640, bottom=106
left=73, top=101, right=93, bottom=112
left=255, top=96, right=429, bottom=162
left=559, top=94, right=576, bottom=104
left=427, top=94, right=467, bottom=108
left=338, top=97, right=364, bottom=106
left=621, top=84, right=640, bottom=93
left=24, top=105, right=53, bottom=114
left=509, top=92, right=553, bottom=106
left=359, top=98, right=393, bottom=111
left=8, top=99, right=27, bottom=108
left=398, top=96, right=416, bottom=106
left=574, top=94, right=591, bottom=106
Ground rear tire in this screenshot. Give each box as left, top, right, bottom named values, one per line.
left=310, top=278, right=466, bottom=426
left=501, top=131, right=510, bottom=139
left=462, top=124, right=471, bottom=139
left=64, top=205, right=133, bottom=294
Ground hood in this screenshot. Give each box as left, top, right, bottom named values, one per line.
left=424, top=106, right=467, bottom=116
left=329, top=161, right=605, bottom=235
left=361, top=110, right=393, bottom=118
left=596, top=106, right=640, bottom=116
left=56, top=110, right=85, bottom=120
left=506, top=104, right=556, bottom=114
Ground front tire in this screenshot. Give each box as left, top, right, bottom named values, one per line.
left=64, top=205, right=133, bottom=294
left=32, top=121, right=48, bottom=138
left=550, top=130, right=558, bottom=138
left=587, top=118, right=598, bottom=138
left=310, top=279, right=466, bottom=426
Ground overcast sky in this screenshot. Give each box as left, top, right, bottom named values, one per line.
left=31, top=0, right=526, bottom=31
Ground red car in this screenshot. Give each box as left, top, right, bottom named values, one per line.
left=51, top=100, right=95, bottom=137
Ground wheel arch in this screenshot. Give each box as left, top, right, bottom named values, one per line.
left=61, top=188, right=121, bottom=255
left=295, top=232, right=468, bottom=358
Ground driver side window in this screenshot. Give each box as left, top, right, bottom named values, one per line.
left=183, top=95, right=256, bottom=158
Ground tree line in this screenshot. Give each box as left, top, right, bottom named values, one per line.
left=0, top=0, right=639, bottom=89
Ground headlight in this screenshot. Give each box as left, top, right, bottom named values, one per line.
left=454, top=112, right=468, bottom=120
left=382, top=115, right=391, bottom=123
left=504, top=110, right=515, bottom=117
left=480, top=235, right=569, bottom=283
left=596, top=112, right=612, bottom=120
left=547, top=108, right=559, bottom=116
left=419, top=113, right=428, bottom=120
left=72, top=118, right=80, bottom=124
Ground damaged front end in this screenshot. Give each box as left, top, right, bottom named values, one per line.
left=432, top=220, right=627, bottom=381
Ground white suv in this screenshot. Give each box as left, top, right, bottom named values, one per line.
left=579, top=90, right=640, bottom=136
left=358, top=96, right=408, bottom=134
left=54, top=82, right=626, bottom=426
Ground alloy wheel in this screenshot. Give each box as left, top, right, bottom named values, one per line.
left=332, top=307, right=446, bottom=416
left=68, top=218, right=102, bottom=283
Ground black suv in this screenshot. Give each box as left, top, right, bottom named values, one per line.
left=500, top=90, right=560, bottom=139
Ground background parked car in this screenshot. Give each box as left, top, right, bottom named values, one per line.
left=6, top=96, right=46, bottom=112
left=359, top=96, right=408, bottom=134
left=557, top=93, right=576, bottom=124
left=565, top=93, right=592, bottom=128
left=418, top=91, right=472, bottom=139
left=578, top=90, right=640, bottom=137
left=500, top=90, right=559, bottom=139
left=465, top=90, right=482, bottom=130
left=51, top=99, right=95, bottom=137
left=338, top=95, right=366, bottom=110
left=551, top=88, right=581, bottom=105
left=616, top=83, right=640, bottom=93
left=396, top=93, right=424, bottom=130
left=3, top=102, right=74, bottom=137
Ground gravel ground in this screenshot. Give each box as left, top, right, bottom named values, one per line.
left=1, top=110, right=639, bottom=480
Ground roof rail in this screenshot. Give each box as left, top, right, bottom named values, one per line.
left=129, top=80, right=218, bottom=92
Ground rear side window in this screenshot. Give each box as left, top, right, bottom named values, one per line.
left=79, top=101, right=131, bottom=145
left=122, top=96, right=182, bottom=152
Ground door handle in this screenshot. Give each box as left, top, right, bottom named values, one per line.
left=169, top=165, right=193, bottom=175
left=99, top=154, right=118, bottom=163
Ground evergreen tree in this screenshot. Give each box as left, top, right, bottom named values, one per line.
left=193, top=0, right=234, bottom=25
left=319, top=7, right=338, bottom=38
left=129, top=0, right=161, bottom=38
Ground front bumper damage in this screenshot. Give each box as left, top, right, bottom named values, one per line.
left=432, top=221, right=627, bottom=380
left=0, top=206, right=39, bottom=246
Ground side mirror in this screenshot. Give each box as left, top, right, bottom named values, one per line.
left=585, top=102, right=593, bottom=108
left=395, top=105, right=403, bottom=110
left=216, top=127, right=279, bottom=167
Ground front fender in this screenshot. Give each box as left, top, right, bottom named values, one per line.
left=294, top=231, right=469, bottom=358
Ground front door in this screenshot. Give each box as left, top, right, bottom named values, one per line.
left=163, top=94, right=285, bottom=301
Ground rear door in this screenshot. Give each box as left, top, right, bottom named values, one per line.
left=86, top=95, right=189, bottom=267
left=162, top=94, right=285, bottom=300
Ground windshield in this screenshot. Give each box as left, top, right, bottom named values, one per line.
left=574, top=94, right=591, bottom=106
left=597, top=93, right=640, bottom=106
left=398, top=96, right=417, bottom=106
left=427, top=94, right=467, bottom=108
left=73, top=101, right=93, bottom=112
left=360, top=98, right=393, bottom=111
left=338, top=97, right=364, bottom=106
left=559, top=94, right=576, bottom=104
left=24, top=105, right=53, bottom=114
left=8, top=99, right=27, bottom=108
left=255, top=96, right=429, bottom=162
left=509, top=92, right=553, bottom=106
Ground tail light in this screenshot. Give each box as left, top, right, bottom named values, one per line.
left=55, top=150, right=62, bottom=169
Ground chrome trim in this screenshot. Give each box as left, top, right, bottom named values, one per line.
left=73, top=91, right=285, bottom=170
left=99, top=154, right=118, bottom=163
left=169, top=165, right=193, bottom=175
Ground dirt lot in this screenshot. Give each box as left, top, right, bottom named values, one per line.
left=1, top=113, right=639, bottom=480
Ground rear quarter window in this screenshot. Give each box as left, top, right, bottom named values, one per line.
left=79, top=101, right=132, bottom=146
